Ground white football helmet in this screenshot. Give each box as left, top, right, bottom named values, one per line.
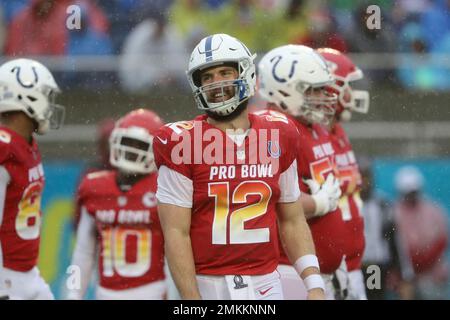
left=258, top=44, right=337, bottom=125
left=187, top=33, right=257, bottom=116
left=0, top=58, right=64, bottom=134
left=109, top=109, right=164, bottom=175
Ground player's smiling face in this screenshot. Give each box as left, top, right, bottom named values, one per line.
left=200, top=65, right=239, bottom=103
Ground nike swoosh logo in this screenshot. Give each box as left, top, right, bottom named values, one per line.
left=259, top=286, right=273, bottom=295
left=157, top=137, right=168, bottom=144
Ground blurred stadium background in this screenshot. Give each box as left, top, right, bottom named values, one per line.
left=0, top=0, right=449, bottom=299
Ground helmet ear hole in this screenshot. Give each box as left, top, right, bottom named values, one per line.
left=192, top=69, right=202, bottom=87
left=27, top=95, right=37, bottom=102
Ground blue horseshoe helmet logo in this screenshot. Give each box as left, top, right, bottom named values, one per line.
left=12, top=66, right=39, bottom=88
left=271, top=55, right=298, bottom=83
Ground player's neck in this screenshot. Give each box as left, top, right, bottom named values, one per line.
left=297, top=116, right=312, bottom=128
left=0, top=113, right=35, bottom=144
left=329, top=118, right=338, bottom=132
left=207, top=109, right=250, bottom=132
left=116, top=171, right=145, bottom=190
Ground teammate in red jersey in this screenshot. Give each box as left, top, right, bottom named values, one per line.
left=154, top=34, right=324, bottom=300
left=0, top=58, right=65, bottom=299
left=257, top=44, right=347, bottom=299
left=67, top=109, right=166, bottom=300
left=317, top=48, right=370, bottom=300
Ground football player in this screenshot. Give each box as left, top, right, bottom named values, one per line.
left=0, top=58, right=64, bottom=299
left=154, top=34, right=325, bottom=300
left=257, top=44, right=347, bottom=299
left=317, top=48, right=370, bottom=300
left=67, top=109, right=166, bottom=300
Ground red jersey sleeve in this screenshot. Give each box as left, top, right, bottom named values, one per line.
left=0, top=130, right=13, bottom=164
left=153, top=122, right=193, bottom=179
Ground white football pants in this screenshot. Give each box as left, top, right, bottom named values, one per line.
left=196, top=270, right=283, bottom=300
left=277, top=264, right=335, bottom=300
left=0, top=266, right=54, bottom=300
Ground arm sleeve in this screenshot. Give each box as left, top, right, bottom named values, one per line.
left=66, top=207, right=97, bottom=300
left=156, top=165, right=193, bottom=208
left=0, top=165, right=10, bottom=292
left=278, top=159, right=301, bottom=203
left=0, top=165, right=10, bottom=225
left=153, top=127, right=192, bottom=179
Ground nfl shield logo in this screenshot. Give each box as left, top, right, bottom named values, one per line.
left=118, top=196, right=127, bottom=207
left=268, top=141, right=281, bottom=159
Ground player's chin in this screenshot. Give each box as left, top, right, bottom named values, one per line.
left=205, top=100, right=248, bottom=122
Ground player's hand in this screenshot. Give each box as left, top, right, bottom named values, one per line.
left=305, top=174, right=341, bottom=217
left=307, top=288, right=326, bottom=300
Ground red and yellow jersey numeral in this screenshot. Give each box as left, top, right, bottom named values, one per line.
left=309, top=158, right=336, bottom=184
left=167, top=121, right=194, bottom=135
left=337, top=166, right=361, bottom=195
left=310, top=158, right=357, bottom=221
left=209, top=181, right=272, bottom=245
left=339, top=191, right=364, bottom=221
left=15, top=182, right=43, bottom=240
left=336, top=165, right=362, bottom=221
left=101, top=227, right=151, bottom=278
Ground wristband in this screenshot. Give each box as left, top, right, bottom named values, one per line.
left=312, top=193, right=327, bottom=216
left=304, top=274, right=325, bottom=291
left=294, top=254, right=320, bottom=276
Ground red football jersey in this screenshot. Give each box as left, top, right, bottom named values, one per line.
left=76, top=170, right=165, bottom=290
left=256, top=110, right=347, bottom=274
left=0, top=127, right=44, bottom=272
left=153, top=113, right=299, bottom=275
left=326, top=123, right=365, bottom=271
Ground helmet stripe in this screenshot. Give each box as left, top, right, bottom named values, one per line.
left=205, top=35, right=213, bottom=62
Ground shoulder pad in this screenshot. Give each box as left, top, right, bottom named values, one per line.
left=85, top=170, right=110, bottom=180
left=164, top=121, right=196, bottom=135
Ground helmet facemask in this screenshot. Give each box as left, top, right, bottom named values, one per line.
left=330, top=69, right=369, bottom=121
left=290, top=81, right=337, bottom=125
left=109, top=127, right=156, bottom=175
left=36, top=85, right=65, bottom=134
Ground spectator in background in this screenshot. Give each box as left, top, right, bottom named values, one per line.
left=119, top=11, right=188, bottom=93
left=345, top=2, right=397, bottom=83
left=359, top=157, right=410, bottom=300
left=293, top=8, right=348, bottom=52
left=429, top=32, right=450, bottom=90
left=420, top=0, right=450, bottom=51
left=0, top=5, right=6, bottom=53
left=0, top=0, right=29, bottom=24
left=393, top=166, right=449, bottom=299
left=96, top=0, right=143, bottom=54
left=4, top=0, right=110, bottom=56
left=396, top=22, right=439, bottom=91
left=97, top=0, right=175, bottom=54
left=391, top=0, right=427, bottom=30
left=64, top=1, right=113, bottom=88
left=4, top=0, right=70, bottom=56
